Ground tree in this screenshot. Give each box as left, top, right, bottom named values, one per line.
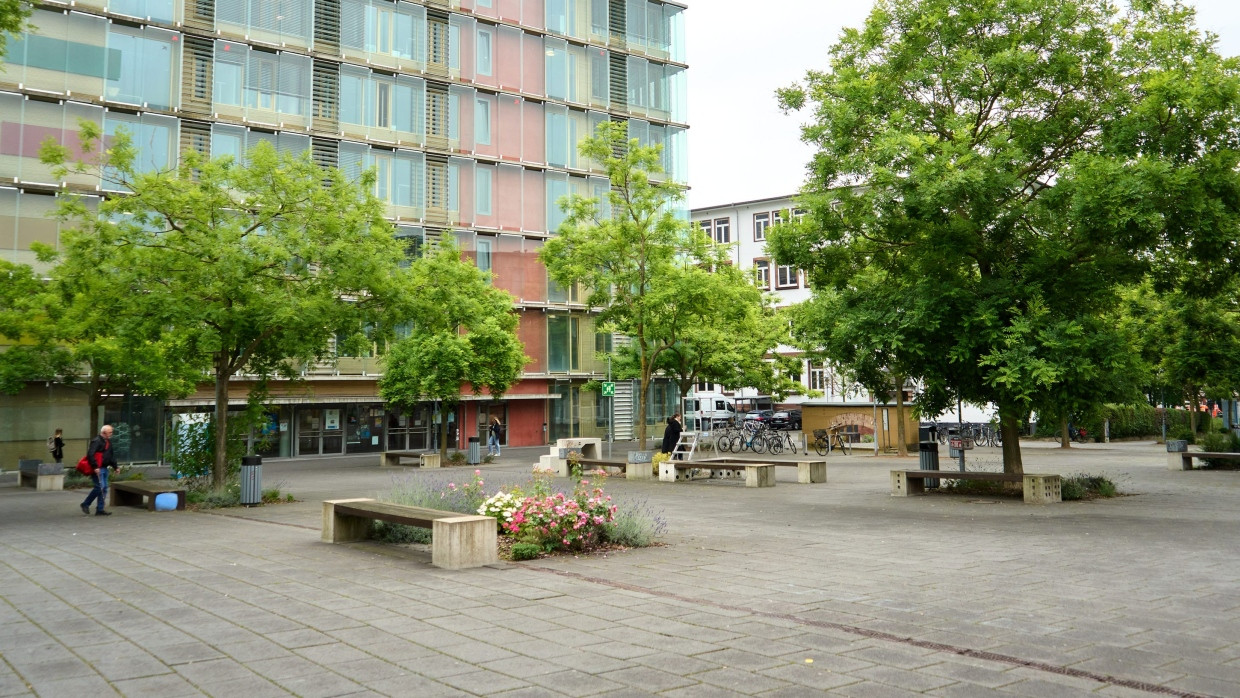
left=607, top=261, right=804, bottom=421
left=43, top=127, right=410, bottom=489
left=0, top=1, right=31, bottom=63
left=379, top=242, right=527, bottom=459
left=541, top=121, right=713, bottom=444
left=771, top=0, right=1240, bottom=474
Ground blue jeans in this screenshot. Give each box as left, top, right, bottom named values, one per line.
left=81, top=468, right=110, bottom=512
left=487, top=434, right=500, bottom=456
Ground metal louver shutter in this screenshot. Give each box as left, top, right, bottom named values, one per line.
left=181, top=36, right=214, bottom=115
left=314, top=0, right=340, bottom=52
left=608, top=53, right=627, bottom=109
left=312, top=60, right=339, bottom=130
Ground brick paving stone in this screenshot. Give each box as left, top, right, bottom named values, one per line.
left=246, top=655, right=324, bottom=681
left=478, top=655, right=564, bottom=679
left=595, top=665, right=697, bottom=693
left=392, top=651, right=477, bottom=679
left=362, top=674, right=471, bottom=697
left=661, top=685, right=750, bottom=698
left=110, top=671, right=205, bottom=697
left=173, top=658, right=256, bottom=685
left=197, top=674, right=293, bottom=698
left=525, top=668, right=628, bottom=695
left=759, top=662, right=863, bottom=691
left=850, top=664, right=958, bottom=693
left=330, top=657, right=410, bottom=684
left=631, top=651, right=721, bottom=676
left=276, top=671, right=367, bottom=698
left=437, top=669, right=531, bottom=694
left=828, top=680, right=930, bottom=697
left=692, top=666, right=793, bottom=694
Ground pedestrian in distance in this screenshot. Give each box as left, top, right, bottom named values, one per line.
left=49, top=428, right=64, bottom=464
left=661, top=413, right=683, bottom=460
left=80, top=425, right=118, bottom=516
left=487, top=417, right=503, bottom=457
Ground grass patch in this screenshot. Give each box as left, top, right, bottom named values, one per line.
left=1061, top=473, right=1119, bottom=500
left=370, top=521, right=431, bottom=544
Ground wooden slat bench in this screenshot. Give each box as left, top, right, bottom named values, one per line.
left=18, top=461, right=64, bottom=491
left=110, top=480, right=187, bottom=511
left=890, top=470, right=1061, bottom=504
left=322, top=498, right=497, bottom=570
left=1168, top=451, right=1240, bottom=471
left=380, top=451, right=441, bottom=468
left=659, top=461, right=775, bottom=487
left=692, top=457, right=826, bottom=484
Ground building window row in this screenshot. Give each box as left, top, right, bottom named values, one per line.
left=752, top=259, right=802, bottom=290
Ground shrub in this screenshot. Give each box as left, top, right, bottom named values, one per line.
left=510, top=542, right=541, bottom=561
left=604, top=497, right=667, bottom=547
left=194, top=487, right=241, bottom=509
left=371, top=521, right=431, bottom=544
left=1061, top=474, right=1119, bottom=500
left=285, top=493, right=296, bottom=502
left=261, top=488, right=282, bottom=503
left=385, top=470, right=489, bottom=515
left=939, top=478, right=1017, bottom=497
left=1200, top=431, right=1240, bottom=468
left=448, top=451, right=467, bottom=465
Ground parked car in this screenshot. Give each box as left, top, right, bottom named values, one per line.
left=770, top=410, right=802, bottom=430
left=742, top=409, right=775, bottom=424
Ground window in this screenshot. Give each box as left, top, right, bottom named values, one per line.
left=375, top=82, right=391, bottom=127
left=776, top=265, right=797, bottom=289
left=476, top=27, right=493, bottom=76
left=476, top=237, right=493, bottom=273
left=713, top=217, right=730, bottom=244
left=793, top=207, right=806, bottom=221
left=477, top=0, right=492, bottom=6
left=754, top=212, right=769, bottom=241
left=754, top=260, right=770, bottom=290
left=475, top=167, right=493, bottom=216
left=475, top=98, right=492, bottom=145
left=809, top=363, right=828, bottom=392
left=698, top=219, right=711, bottom=237
left=595, top=331, right=612, bottom=354
left=547, top=314, right=580, bottom=372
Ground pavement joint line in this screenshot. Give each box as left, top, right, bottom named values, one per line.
left=198, top=510, right=319, bottom=531
left=525, top=566, right=1220, bottom=698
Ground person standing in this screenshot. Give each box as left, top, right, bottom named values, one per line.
left=50, top=428, right=64, bottom=464
left=80, top=425, right=118, bottom=516
left=661, top=414, right=683, bottom=459
left=487, top=416, right=503, bottom=457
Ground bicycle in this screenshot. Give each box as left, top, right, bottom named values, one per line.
left=810, top=427, right=852, bottom=456
left=714, top=426, right=741, bottom=454
left=738, top=422, right=769, bottom=454
left=766, top=429, right=798, bottom=455
left=1068, top=425, right=1088, bottom=443
left=829, top=427, right=853, bottom=455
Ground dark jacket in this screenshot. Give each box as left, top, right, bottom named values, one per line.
left=660, top=417, right=682, bottom=454
left=86, top=435, right=117, bottom=472
left=52, top=436, right=64, bottom=460
left=488, top=421, right=502, bottom=439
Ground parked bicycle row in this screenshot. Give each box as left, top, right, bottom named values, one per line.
left=710, top=422, right=854, bottom=456
left=929, top=422, right=1005, bottom=448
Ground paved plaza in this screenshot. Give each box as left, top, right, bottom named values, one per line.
left=2, top=440, right=1239, bottom=697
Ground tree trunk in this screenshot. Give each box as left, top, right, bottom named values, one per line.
left=439, top=408, right=450, bottom=460
left=1189, top=391, right=1200, bottom=434
left=1060, top=415, right=1071, bottom=449
left=637, top=359, right=650, bottom=446
left=894, top=376, right=908, bottom=457
left=212, top=367, right=230, bottom=491
left=998, top=402, right=1024, bottom=475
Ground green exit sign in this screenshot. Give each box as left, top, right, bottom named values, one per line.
left=601, top=382, right=615, bottom=396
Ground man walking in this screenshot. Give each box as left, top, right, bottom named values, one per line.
left=80, top=425, right=118, bottom=516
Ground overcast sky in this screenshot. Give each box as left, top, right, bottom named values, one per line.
left=684, top=1, right=1240, bottom=210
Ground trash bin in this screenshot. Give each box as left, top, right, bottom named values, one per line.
left=918, top=424, right=938, bottom=443
left=1167, top=439, right=1188, bottom=453
left=918, top=441, right=940, bottom=488
left=467, top=436, right=481, bottom=465
left=240, top=455, right=262, bottom=506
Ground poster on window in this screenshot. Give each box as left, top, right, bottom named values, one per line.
left=325, top=409, right=340, bottom=430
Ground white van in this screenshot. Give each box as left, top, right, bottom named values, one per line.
left=683, top=393, right=737, bottom=431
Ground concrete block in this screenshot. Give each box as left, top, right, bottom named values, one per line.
left=1023, top=474, right=1061, bottom=504
left=626, top=460, right=653, bottom=479
left=432, top=515, right=498, bottom=570
left=36, top=474, right=64, bottom=491
left=745, top=464, right=775, bottom=488
left=1168, top=452, right=1192, bottom=471
left=796, top=460, right=827, bottom=484
left=322, top=499, right=375, bottom=543
left=890, top=470, right=924, bottom=496
left=658, top=461, right=678, bottom=482
left=419, top=453, right=441, bottom=468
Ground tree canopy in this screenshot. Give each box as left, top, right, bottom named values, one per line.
left=43, top=127, right=411, bottom=488
left=378, top=241, right=527, bottom=458
left=771, top=0, right=1240, bottom=472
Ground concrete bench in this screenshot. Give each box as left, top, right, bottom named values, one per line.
left=111, top=480, right=187, bottom=511
left=693, top=457, right=826, bottom=484
left=890, top=470, right=1061, bottom=504
left=18, top=460, right=64, bottom=491
left=322, top=498, right=496, bottom=570
left=1168, top=451, right=1240, bottom=471
left=380, top=451, right=441, bottom=468
left=660, top=461, right=775, bottom=487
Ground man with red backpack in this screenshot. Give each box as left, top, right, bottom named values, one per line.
left=80, top=425, right=118, bottom=516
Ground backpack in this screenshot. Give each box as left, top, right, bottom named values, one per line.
left=47, top=436, right=55, bottom=453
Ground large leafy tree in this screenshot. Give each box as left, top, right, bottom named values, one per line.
left=610, top=262, right=804, bottom=417
left=43, top=127, right=410, bottom=488
left=379, top=242, right=527, bottom=459
left=771, top=0, right=1240, bottom=474
left=0, top=0, right=30, bottom=62
left=541, top=121, right=714, bottom=444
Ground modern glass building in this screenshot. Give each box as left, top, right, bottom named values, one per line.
left=0, top=0, right=687, bottom=462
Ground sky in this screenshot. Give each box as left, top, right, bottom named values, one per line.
left=683, top=1, right=1240, bottom=210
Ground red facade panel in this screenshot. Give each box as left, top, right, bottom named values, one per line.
left=519, top=311, right=546, bottom=374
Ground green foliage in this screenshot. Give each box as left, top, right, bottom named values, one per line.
left=261, top=488, right=282, bottom=503
left=192, top=487, right=242, bottom=509
left=603, top=498, right=667, bottom=548
left=540, top=121, right=714, bottom=443
left=383, top=471, right=489, bottom=515
left=771, top=0, right=1240, bottom=474
left=370, top=521, right=431, bottom=544
left=0, top=0, right=31, bottom=62
left=939, top=479, right=1015, bottom=497
left=510, top=542, right=542, bottom=561
left=379, top=241, right=526, bottom=458
left=41, top=131, right=410, bottom=489
left=1061, top=474, right=1119, bottom=501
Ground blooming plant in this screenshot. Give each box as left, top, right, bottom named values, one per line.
left=443, top=469, right=487, bottom=512
left=478, top=491, right=523, bottom=531
left=503, top=478, right=618, bottom=551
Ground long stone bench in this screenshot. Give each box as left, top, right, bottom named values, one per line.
left=380, top=451, right=441, bottom=468
left=890, top=470, right=1061, bottom=504
left=692, top=457, right=826, bottom=484
left=659, top=461, right=775, bottom=487
left=111, top=480, right=187, bottom=511
left=1168, top=451, right=1240, bottom=471
left=18, top=460, right=64, bottom=491
left=322, top=498, right=497, bottom=570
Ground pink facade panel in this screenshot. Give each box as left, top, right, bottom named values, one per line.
left=522, top=99, right=544, bottom=165
left=522, top=169, right=545, bottom=233
left=521, top=32, right=545, bottom=97
left=497, top=26, right=523, bottom=92
left=496, top=164, right=523, bottom=231
left=498, top=95, right=522, bottom=161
